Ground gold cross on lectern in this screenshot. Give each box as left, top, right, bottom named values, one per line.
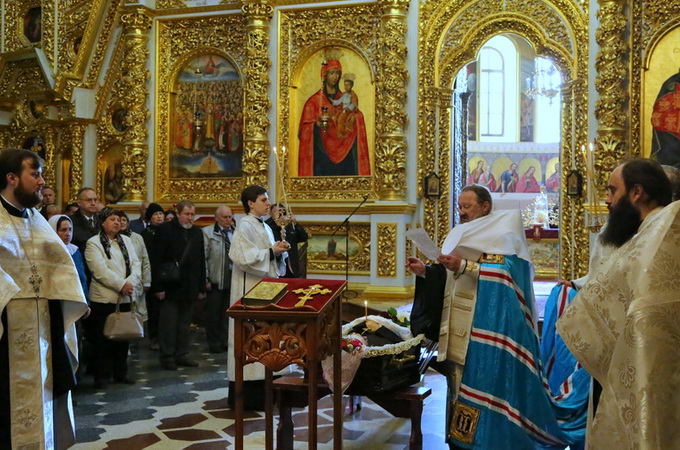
left=293, top=284, right=332, bottom=307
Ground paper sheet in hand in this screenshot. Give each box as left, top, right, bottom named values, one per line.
left=405, top=228, right=440, bottom=260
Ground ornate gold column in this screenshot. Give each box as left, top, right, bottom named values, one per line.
left=119, top=9, right=152, bottom=202
left=68, top=124, right=85, bottom=202
left=42, top=127, right=57, bottom=188
left=376, top=0, right=409, bottom=200
left=594, top=0, right=629, bottom=190
left=241, top=0, right=273, bottom=187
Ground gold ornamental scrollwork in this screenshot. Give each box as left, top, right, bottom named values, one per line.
left=594, top=0, right=628, bottom=193
left=242, top=0, right=273, bottom=187
left=377, top=223, right=397, bottom=277
left=67, top=124, right=86, bottom=202
left=119, top=9, right=152, bottom=202
left=375, top=0, right=409, bottom=201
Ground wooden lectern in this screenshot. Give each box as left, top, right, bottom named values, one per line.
left=226, top=278, right=346, bottom=450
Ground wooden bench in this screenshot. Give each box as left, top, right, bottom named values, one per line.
left=273, top=376, right=432, bottom=449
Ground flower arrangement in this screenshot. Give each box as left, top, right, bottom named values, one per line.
left=379, top=307, right=410, bottom=328
left=341, top=333, right=366, bottom=355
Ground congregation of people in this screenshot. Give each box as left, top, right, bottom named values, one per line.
left=2, top=144, right=680, bottom=449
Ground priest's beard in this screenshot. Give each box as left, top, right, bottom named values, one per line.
left=599, top=195, right=642, bottom=248
left=14, top=179, right=42, bottom=209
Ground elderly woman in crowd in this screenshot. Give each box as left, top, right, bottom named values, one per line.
left=48, top=214, right=89, bottom=297
left=85, top=208, right=141, bottom=389
left=118, top=210, right=151, bottom=320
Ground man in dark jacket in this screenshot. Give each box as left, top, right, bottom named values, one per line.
left=71, top=187, right=100, bottom=254
left=153, top=200, right=206, bottom=370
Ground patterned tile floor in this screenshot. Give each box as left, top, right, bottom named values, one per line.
left=72, top=328, right=449, bottom=449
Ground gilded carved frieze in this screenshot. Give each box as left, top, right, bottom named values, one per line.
left=305, top=223, right=371, bottom=275
left=155, top=14, right=248, bottom=202
left=242, top=0, right=273, bottom=187
left=419, top=0, right=589, bottom=278
left=83, top=0, right=125, bottom=90
left=377, top=223, right=397, bottom=277
left=278, top=5, right=387, bottom=201
left=594, top=0, right=628, bottom=192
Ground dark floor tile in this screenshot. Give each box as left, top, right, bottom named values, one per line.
left=151, top=392, right=198, bottom=407
left=208, top=409, right=261, bottom=420
left=158, top=413, right=208, bottom=430
left=102, top=433, right=161, bottom=449
left=75, top=427, right=107, bottom=443
left=101, top=408, right=157, bottom=425
left=223, top=418, right=266, bottom=435
left=203, top=398, right=230, bottom=410
left=192, top=379, right=228, bottom=391
left=162, top=429, right=222, bottom=442
left=184, top=441, right=231, bottom=450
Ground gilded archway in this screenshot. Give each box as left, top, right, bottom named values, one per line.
left=418, top=0, right=589, bottom=279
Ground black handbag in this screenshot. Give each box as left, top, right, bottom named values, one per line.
left=410, top=263, right=446, bottom=341
left=157, top=240, right=191, bottom=282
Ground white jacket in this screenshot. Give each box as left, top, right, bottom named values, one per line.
left=85, top=233, right=142, bottom=304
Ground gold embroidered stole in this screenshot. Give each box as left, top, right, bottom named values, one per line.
left=7, top=297, right=54, bottom=449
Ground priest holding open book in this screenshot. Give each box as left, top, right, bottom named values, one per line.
left=227, top=184, right=288, bottom=410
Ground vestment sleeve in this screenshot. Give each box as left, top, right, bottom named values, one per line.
left=229, top=221, right=271, bottom=278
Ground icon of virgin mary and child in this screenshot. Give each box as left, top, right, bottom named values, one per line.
left=297, top=50, right=371, bottom=177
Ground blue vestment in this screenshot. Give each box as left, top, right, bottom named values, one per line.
left=447, top=255, right=570, bottom=449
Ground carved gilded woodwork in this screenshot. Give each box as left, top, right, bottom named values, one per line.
left=278, top=5, right=384, bottom=201
left=305, top=223, right=371, bottom=275
left=594, top=0, right=628, bottom=195
left=66, top=124, right=86, bottom=202
left=375, top=0, right=409, bottom=200
left=54, top=0, right=114, bottom=97
left=117, top=9, right=152, bottom=202
left=377, top=223, right=397, bottom=277
left=155, top=15, right=248, bottom=202
left=242, top=0, right=273, bottom=187
left=156, top=0, right=187, bottom=9
left=418, top=0, right=589, bottom=278
left=83, top=0, right=125, bottom=91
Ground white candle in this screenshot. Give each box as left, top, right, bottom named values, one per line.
left=364, top=300, right=368, bottom=321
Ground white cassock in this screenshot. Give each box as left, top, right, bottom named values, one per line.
left=0, top=206, right=88, bottom=449
left=227, top=213, right=287, bottom=381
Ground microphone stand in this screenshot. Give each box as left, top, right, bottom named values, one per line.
left=330, top=194, right=369, bottom=300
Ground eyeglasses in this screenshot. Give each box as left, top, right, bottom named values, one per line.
left=456, top=203, right=479, bottom=212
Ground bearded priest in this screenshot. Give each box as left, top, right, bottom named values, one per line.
left=0, top=148, right=88, bottom=449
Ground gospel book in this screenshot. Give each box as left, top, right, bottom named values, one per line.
left=242, top=281, right=288, bottom=306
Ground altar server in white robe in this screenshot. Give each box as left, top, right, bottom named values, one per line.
left=0, top=148, right=88, bottom=450
left=227, top=184, right=288, bottom=410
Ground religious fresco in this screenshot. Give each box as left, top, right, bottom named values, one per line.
left=23, top=7, right=41, bottom=43
left=307, top=233, right=361, bottom=262
left=98, top=144, right=125, bottom=204
left=642, top=26, right=680, bottom=167
left=170, top=54, right=243, bottom=179
left=22, top=135, right=45, bottom=160
left=291, top=47, right=375, bottom=177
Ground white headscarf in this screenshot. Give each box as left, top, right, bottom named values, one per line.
left=48, top=214, right=79, bottom=256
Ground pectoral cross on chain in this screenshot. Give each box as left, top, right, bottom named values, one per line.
left=293, top=284, right=332, bottom=307
left=29, top=265, right=42, bottom=297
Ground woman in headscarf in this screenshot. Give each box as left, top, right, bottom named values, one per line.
left=141, top=202, right=166, bottom=350
left=48, top=214, right=89, bottom=298
left=84, top=208, right=141, bottom=389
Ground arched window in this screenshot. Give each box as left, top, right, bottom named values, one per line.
left=477, top=35, right=519, bottom=142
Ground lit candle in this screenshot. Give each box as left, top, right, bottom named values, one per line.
left=364, top=300, right=368, bottom=321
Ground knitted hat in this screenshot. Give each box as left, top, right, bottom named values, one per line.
left=145, top=202, right=164, bottom=222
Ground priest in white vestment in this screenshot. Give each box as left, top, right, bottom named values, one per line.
left=0, top=148, right=88, bottom=449
left=559, top=159, right=679, bottom=449
left=227, top=184, right=288, bottom=410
